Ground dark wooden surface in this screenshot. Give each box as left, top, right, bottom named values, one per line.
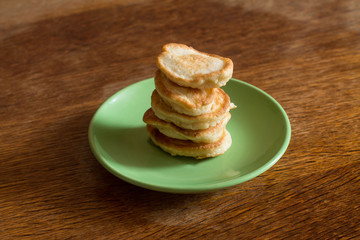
left=1, top=0, right=359, bottom=239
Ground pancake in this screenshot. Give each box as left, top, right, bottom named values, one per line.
left=151, top=89, right=231, bottom=130
left=155, top=70, right=218, bottom=116
left=143, top=108, right=231, bottom=143
left=146, top=125, right=232, bottom=159
left=156, top=43, right=233, bottom=89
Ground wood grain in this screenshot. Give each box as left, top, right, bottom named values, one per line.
left=1, top=0, right=359, bottom=239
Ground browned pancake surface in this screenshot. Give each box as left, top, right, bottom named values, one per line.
left=143, top=108, right=231, bottom=143
left=151, top=89, right=230, bottom=130
left=155, top=70, right=217, bottom=109
left=146, top=125, right=232, bottom=159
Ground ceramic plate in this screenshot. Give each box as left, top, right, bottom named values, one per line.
left=88, top=78, right=291, bottom=193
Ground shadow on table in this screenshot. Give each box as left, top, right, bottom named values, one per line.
left=41, top=111, right=221, bottom=229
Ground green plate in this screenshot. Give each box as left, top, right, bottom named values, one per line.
left=88, top=78, right=291, bottom=193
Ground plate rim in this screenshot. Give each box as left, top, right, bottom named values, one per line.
left=88, top=78, right=291, bottom=193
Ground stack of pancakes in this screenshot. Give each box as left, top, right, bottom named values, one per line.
left=143, top=43, right=235, bottom=159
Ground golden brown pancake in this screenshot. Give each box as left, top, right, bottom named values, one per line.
left=155, top=70, right=218, bottom=116
left=156, top=43, right=233, bottom=89
left=146, top=125, right=232, bottom=159
left=143, top=108, right=231, bottom=143
left=151, top=89, right=231, bottom=130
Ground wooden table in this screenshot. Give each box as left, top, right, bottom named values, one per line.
left=1, top=0, right=359, bottom=239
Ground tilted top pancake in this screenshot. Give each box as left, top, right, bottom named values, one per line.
left=156, top=43, right=233, bottom=89
left=154, top=70, right=217, bottom=116
left=151, top=89, right=231, bottom=130
left=143, top=108, right=231, bottom=143
left=146, top=125, right=232, bottom=159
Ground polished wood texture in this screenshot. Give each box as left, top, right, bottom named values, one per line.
left=1, top=0, right=359, bottom=239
